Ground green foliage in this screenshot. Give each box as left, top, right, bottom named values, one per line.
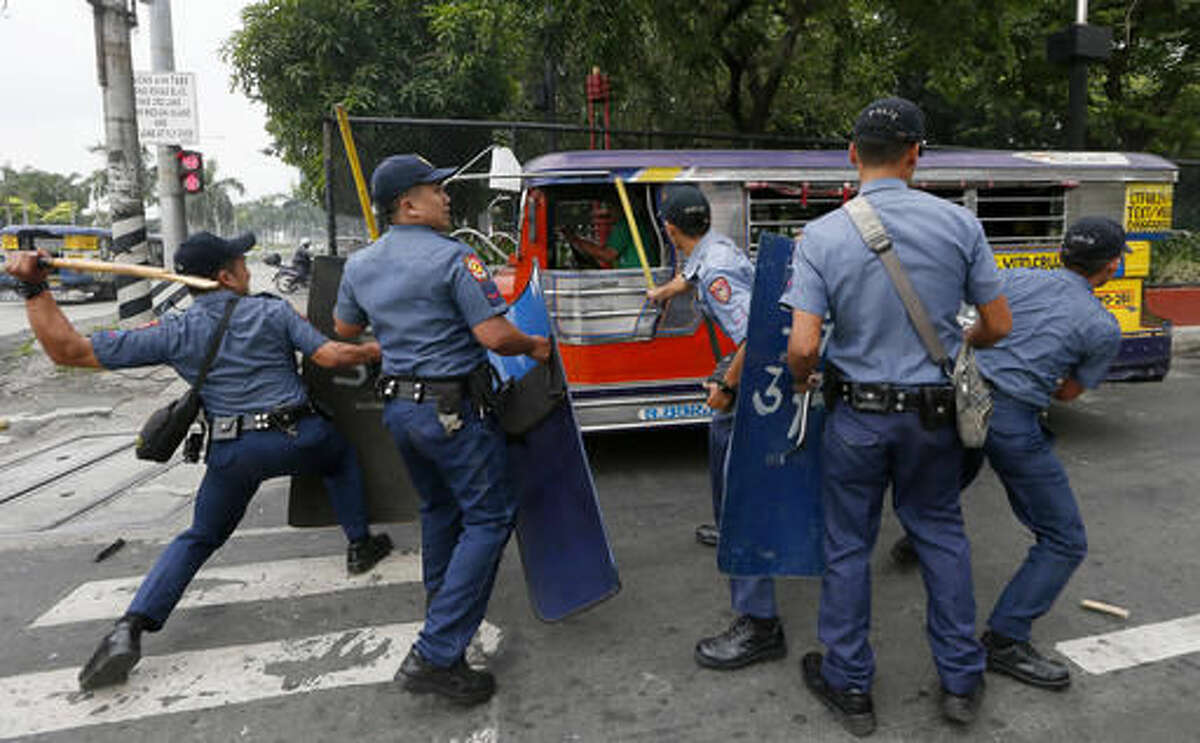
left=1150, top=231, right=1200, bottom=284
left=183, top=159, right=246, bottom=234
left=0, top=166, right=90, bottom=226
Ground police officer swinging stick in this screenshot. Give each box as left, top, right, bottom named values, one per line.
left=333, top=154, right=550, bottom=706
left=5, top=231, right=394, bottom=692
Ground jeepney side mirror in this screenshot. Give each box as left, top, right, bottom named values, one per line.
left=489, top=147, right=522, bottom=193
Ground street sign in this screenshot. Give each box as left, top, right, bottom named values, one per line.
left=133, top=71, right=199, bottom=146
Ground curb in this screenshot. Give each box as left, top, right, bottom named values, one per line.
left=1173, top=325, right=1200, bottom=356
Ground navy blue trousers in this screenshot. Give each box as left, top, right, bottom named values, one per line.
left=710, top=411, right=777, bottom=618
left=383, top=399, right=517, bottom=667
left=971, top=393, right=1086, bottom=642
left=818, top=404, right=984, bottom=696
left=128, top=414, right=370, bottom=628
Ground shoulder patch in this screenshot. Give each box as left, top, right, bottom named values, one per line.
left=708, top=276, right=732, bottom=304
left=463, top=253, right=490, bottom=282
left=132, top=319, right=160, bottom=330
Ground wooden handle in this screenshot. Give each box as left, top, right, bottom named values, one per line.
left=43, top=257, right=218, bottom=290
left=1081, top=599, right=1130, bottom=619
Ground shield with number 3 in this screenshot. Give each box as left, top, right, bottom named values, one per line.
left=717, top=232, right=825, bottom=577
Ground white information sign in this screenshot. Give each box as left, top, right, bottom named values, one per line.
left=134, top=71, right=199, bottom=145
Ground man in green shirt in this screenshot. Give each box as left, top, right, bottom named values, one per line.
left=562, top=201, right=656, bottom=269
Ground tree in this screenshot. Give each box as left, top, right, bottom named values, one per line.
left=184, top=159, right=246, bottom=234
left=0, top=165, right=92, bottom=225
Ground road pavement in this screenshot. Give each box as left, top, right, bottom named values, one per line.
left=0, top=343, right=1198, bottom=741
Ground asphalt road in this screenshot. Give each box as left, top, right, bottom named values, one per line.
left=0, top=349, right=1198, bottom=742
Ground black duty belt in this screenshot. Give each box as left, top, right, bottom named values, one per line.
left=209, top=402, right=316, bottom=440
left=834, top=380, right=953, bottom=415
left=377, top=375, right=466, bottom=403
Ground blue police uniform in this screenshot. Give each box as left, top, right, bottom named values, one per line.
left=684, top=230, right=776, bottom=619
left=336, top=223, right=514, bottom=668
left=90, top=289, right=371, bottom=629
left=781, top=177, right=1003, bottom=696
left=967, top=268, right=1120, bottom=642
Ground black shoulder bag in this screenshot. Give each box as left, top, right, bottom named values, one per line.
left=135, top=297, right=239, bottom=462
left=494, top=338, right=567, bottom=436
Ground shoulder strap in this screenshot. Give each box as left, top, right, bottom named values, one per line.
left=192, top=297, right=240, bottom=391
left=843, top=196, right=950, bottom=371
left=701, top=313, right=723, bottom=363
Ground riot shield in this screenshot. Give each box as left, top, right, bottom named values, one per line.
left=287, top=255, right=419, bottom=526
left=491, top=268, right=621, bottom=621
left=717, top=232, right=825, bottom=577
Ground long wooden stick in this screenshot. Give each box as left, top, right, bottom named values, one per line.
left=1081, top=599, right=1131, bottom=619
left=613, top=177, right=655, bottom=290
left=335, top=103, right=379, bottom=241
left=40, top=256, right=218, bottom=290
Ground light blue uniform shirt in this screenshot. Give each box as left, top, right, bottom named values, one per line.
left=683, top=230, right=753, bottom=345
left=91, top=289, right=327, bottom=416
left=780, top=178, right=1003, bottom=385
left=335, top=224, right=508, bottom=377
left=977, top=268, right=1120, bottom=408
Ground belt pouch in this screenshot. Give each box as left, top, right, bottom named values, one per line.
left=851, top=384, right=889, bottom=413
left=211, top=416, right=241, bottom=442
left=917, top=387, right=955, bottom=430
left=434, top=386, right=464, bottom=417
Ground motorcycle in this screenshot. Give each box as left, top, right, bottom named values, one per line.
left=263, top=252, right=309, bottom=294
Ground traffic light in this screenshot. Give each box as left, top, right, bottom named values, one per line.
left=177, top=150, right=204, bottom=194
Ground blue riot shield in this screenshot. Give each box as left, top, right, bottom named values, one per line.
left=717, top=232, right=825, bottom=577
left=491, top=269, right=621, bottom=621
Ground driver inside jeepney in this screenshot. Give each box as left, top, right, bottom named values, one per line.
left=558, top=196, right=658, bottom=270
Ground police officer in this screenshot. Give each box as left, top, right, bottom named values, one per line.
left=334, top=154, right=550, bottom=706
left=893, top=216, right=1125, bottom=690
left=647, top=185, right=785, bottom=669
left=4, top=231, right=392, bottom=692
left=782, top=97, right=1012, bottom=735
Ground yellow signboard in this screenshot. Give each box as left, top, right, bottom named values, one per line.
left=1124, top=183, right=1173, bottom=232
left=1, top=234, right=17, bottom=251
left=1094, top=278, right=1143, bottom=333
left=993, top=241, right=1150, bottom=278
left=63, top=233, right=100, bottom=251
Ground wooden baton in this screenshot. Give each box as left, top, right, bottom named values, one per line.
left=38, top=256, right=218, bottom=290
left=1081, top=599, right=1131, bottom=619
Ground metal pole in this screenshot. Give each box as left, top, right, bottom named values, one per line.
left=145, top=0, right=185, bottom=268
left=1076, top=0, right=1088, bottom=24
left=323, top=118, right=337, bottom=257
left=91, top=0, right=154, bottom=325
left=1068, top=58, right=1087, bottom=150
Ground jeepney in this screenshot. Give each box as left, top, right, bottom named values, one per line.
left=490, top=149, right=1176, bottom=432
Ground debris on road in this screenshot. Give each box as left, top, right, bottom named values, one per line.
left=1081, top=599, right=1131, bottom=619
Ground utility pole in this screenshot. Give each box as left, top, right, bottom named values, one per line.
left=1047, top=0, right=1112, bottom=150
left=144, top=0, right=186, bottom=270
left=89, top=0, right=155, bottom=326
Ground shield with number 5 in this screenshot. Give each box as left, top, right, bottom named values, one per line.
left=717, top=232, right=825, bottom=577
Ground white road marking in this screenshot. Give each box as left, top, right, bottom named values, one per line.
left=0, top=620, right=501, bottom=740
left=1056, top=613, right=1200, bottom=674
left=31, top=553, right=422, bottom=627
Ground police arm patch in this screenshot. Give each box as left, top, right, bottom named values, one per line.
left=708, top=276, right=732, bottom=304
left=463, top=253, right=490, bottom=282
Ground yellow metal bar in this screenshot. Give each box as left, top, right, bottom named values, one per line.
left=613, top=177, right=654, bottom=290
left=335, top=104, right=379, bottom=241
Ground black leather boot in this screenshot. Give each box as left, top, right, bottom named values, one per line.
left=983, top=631, right=1071, bottom=689
left=801, top=651, right=876, bottom=737
left=694, top=614, right=786, bottom=669
left=941, top=677, right=985, bottom=725
left=889, top=535, right=919, bottom=567
left=347, top=532, right=393, bottom=574
left=396, top=647, right=496, bottom=705
left=78, top=616, right=143, bottom=691
left=694, top=523, right=719, bottom=546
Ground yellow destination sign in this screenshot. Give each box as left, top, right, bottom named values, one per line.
left=1094, top=278, right=1143, bottom=332
left=1124, top=183, right=1173, bottom=232
left=993, top=241, right=1149, bottom=278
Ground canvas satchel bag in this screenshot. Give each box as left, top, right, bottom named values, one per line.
left=135, top=297, right=239, bottom=462
left=842, top=196, right=992, bottom=447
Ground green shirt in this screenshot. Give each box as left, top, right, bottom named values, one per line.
left=605, top=220, right=657, bottom=268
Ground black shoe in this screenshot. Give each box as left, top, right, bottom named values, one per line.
left=396, top=647, right=496, bottom=705
left=695, top=614, right=786, bottom=670
left=889, top=535, right=919, bottom=567
left=695, top=523, right=719, bottom=547
left=801, top=652, right=876, bottom=737
left=78, top=618, right=142, bottom=691
left=983, top=631, right=1071, bottom=689
left=347, top=532, right=393, bottom=575
left=941, top=678, right=985, bottom=725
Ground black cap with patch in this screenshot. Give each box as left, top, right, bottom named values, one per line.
left=174, top=231, right=256, bottom=277
left=1061, top=216, right=1129, bottom=262
left=852, top=97, right=926, bottom=143
left=370, top=154, right=456, bottom=208
left=660, top=185, right=711, bottom=235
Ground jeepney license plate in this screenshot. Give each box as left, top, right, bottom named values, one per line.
left=636, top=402, right=713, bottom=422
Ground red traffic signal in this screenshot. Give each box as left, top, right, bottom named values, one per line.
left=177, top=150, right=204, bottom=194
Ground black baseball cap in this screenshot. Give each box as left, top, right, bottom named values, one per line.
left=371, top=154, right=456, bottom=208
left=852, top=97, right=926, bottom=143
left=660, top=185, right=711, bottom=234
left=1061, top=216, right=1129, bottom=261
left=174, top=231, right=255, bottom=277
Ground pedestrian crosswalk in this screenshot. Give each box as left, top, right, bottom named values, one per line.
left=2, top=548, right=501, bottom=740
